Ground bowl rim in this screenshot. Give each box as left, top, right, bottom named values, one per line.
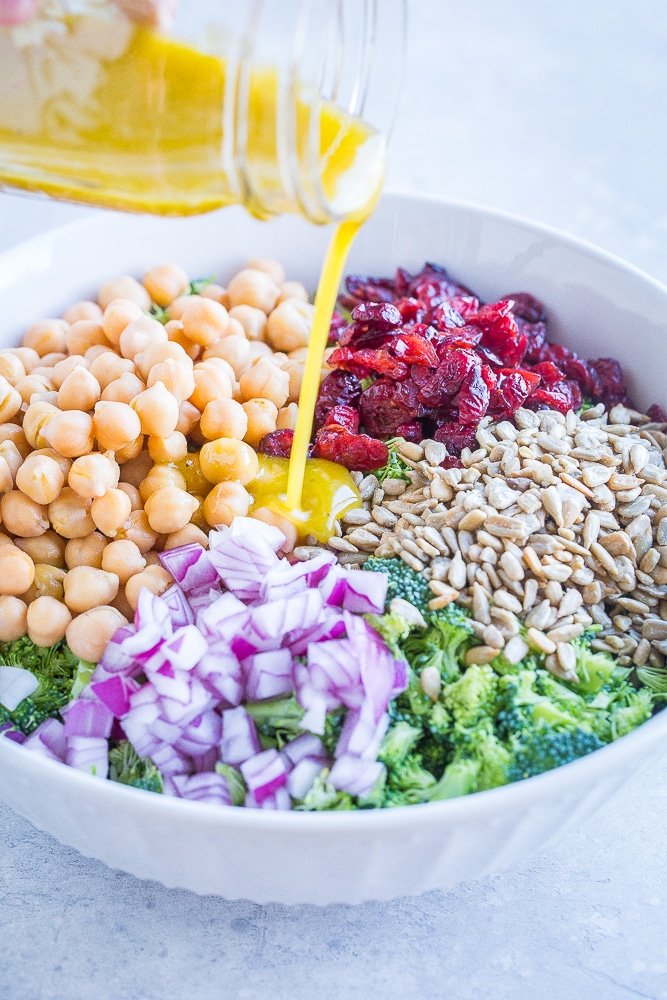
left=1, top=190, right=667, bottom=833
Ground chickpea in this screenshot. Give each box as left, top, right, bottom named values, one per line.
left=276, top=280, right=309, bottom=305
left=23, top=318, right=69, bottom=357
left=147, top=431, right=188, bottom=463
left=119, top=315, right=168, bottom=361
left=146, top=357, right=195, bottom=402
left=199, top=437, right=259, bottom=485
left=110, top=586, right=135, bottom=621
left=116, top=481, right=142, bottom=510
left=43, top=409, right=94, bottom=458
left=1, top=491, right=48, bottom=537
left=93, top=400, right=142, bottom=452
left=200, top=283, right=229, bottom=308
left=226, top=268, right=280, bottom=313
left=189, top=365, right=233, bottom=411
left=246, top=341, right=274, bottom=364
left=50, top=354, right=86, bottom=390
left=88, top=352, right=135, bottom=390
left=84, top=344, right=112, bottom=364
left=114, top=434, right=145, bottom=464
left=242, top=397, right=278, bottom=448
left=26, top=596, right=72, bottom=647
left=0, top=352, right=26, bottom=383
left=22, top=400, right=59, bottom=450
left=91, top=488, right=132, bottom=536
left=247, top=256, right=286, bottom=286
left=117, top=509, right=159, bottom=553
left=6, top=346, right=40, bottom=374
left=39, top=352, right=67, bottom=369
left=63, top=565, right=119, bottom=613
left=23, top=563, right=67, bottom=603
left=167, top=295, right=190, bottom=321
left=0, top=374, right=23, bottom=422
left=144, top=486, right=199, bottom=534
left=66, top=606, right=129, bottom=663
left=0, top=594, right=27, bottom=641
left=132, top=381, right=180, bottom=437
left=0, top=456, right=12, bottom=495
left=14, top=374, right=52, bottom=405
left=0, top=424, right=29, bottom=458
left=15, top=453, right=65, bottom=505
left=266, top=298, right=314, bottom=353
left=139, top=464, right=187, bottom=502
left=251, top=507, right=298, bottom=553
left=100, top=372, right=146, bottom=404
left=116, top=449, right=153, bottom=489
left=134, top=340, right=191, bottom=380
left=31, top=449, right=73, bottom=479
left=98, top=276, right=151, bottom=312
left=199, top=397, right=248, bottom=441
left=179, top=296, right=229, bottom=347
left=203, top=481, right=250, bottom=527
left=49, top=489, right=95, bottom=539
left=0, top=545, right=35, bottom=594
left=63, top=300, right=103, bottom=325
left=66, top=320, right=108, bottom=356
left=164, top=523, right=209, bottom=550
left=102, top=298, right=144, bottom=346
left=276, top=402, right=299, bottom=430
left=165, top=319, right=201, bottom=360
left=143, top=262, right=189, bottom=306
left=101, top=538, right=146, bottom=583
left=64, top=530, right=107, bottom=569
left=175, top=400, right=201, bottom=436
left=124, top=564, right=173, bottom=610
left=58, top=366, right=102, bottom=412
left=0, top=440, right=23, bottom=481
left=202, top=333, right=252, bottom=377
left=229, top=305, right=267, bottom=342
left=15, top=530, right=67, bottom=568
left=238, top=356, right=289, bottom=408
left=281, top=360, right=305, bottom=403
left=68, top=453, right=120, bottom=499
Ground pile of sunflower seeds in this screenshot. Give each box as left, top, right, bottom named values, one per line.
left=295, top=403, right=667, bottom=683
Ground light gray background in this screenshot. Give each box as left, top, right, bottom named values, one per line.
left=2, top=1, right=667, bottom=998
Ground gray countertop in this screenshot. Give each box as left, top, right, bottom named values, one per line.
left=2, top=1, right=667, bottom=998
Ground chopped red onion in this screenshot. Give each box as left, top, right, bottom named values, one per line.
left=240, top=748, right=288, bottom=804
left=281, top=732, right=328, bottom=767
left=158, top=543, right=218, bottom=593
left=171, top=771, right=232, bottom=806
left=335, top=704, right=389, bottom=760
left=62, top=698, right=114, bottom=739
left=195, top=642, right=244, bottom=706
left=244, top=785, right=292, bottom=810
left=0, top=665, right=39, bottom=711
left=242, top=648, right=294, bottom=701
left=151, top=741, right=192, bottom=777
left=160, top=584, right=195, bottom=627
left=220, top=706, right=261, bottom=766
left=208, top=521, right=282, bottom=601
left=162, top=625, right=208, bottom=672
left=65, top=736, right=109, bottom=778
left=329, top=754, right=384, bottom=798
left=286, top=758, right=325, bottom=799
left=22, top=718, right=66, bottom=759
left=174, top=709, right=222, bottom=756
left=0, top=723, right=25, bottom=744
left=90, top=676, right=139, bottom=718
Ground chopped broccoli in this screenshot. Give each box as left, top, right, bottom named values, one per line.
left=108, top=741, right=163, bottom=793
left=506, top=728, right=605, bottom=782
left=215, top=762, right=247, bottom=806
left=636, top=664, right=667, bottom=696
left=363, top=556, right=431, bottom=613
left=295, top=773, right=355, bottom=811
left=400, top=606, right=474, bottom=684
left=245, top=695, right=305, bottom=749
left=374, top=439, right=412, bottom=484
left=0, top=637, right=81, bottom=735
left=441, top=663, right=498, bottom=729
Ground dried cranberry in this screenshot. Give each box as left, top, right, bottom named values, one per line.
left=525, top=380, right=582, bottom=414
left=394, top=297, right=426, bottom=324
left=312, top=428, right=389, bottom=472
left=393, top=333, right=440, bottom=367
left=433, top=422, right=479, bottom=455
left=329, top=347, right=410, bottom=381
left=259, top=429, right=295, bottom=458
left=520, top=320, right=548, bottom=362
left=439, top=456, right=463, bottom=469
left=337, top=322, right=396, bottom=349
left=587, top=358, right=628, bottom=407
left=558, top=355, right=602, bottom=399
left=408, top=262, right=474, bottom=306
left=429, top=301, right=465, bottom=331
left=647, top=404, right=667, bottom=423
left=417, top=349, right=478, bottom=407
left=471, top=299, right=520, bottom=346
left=530, top=361, right=565, bottom=384
left=359, top=378, right=423, bottom=437
left=314, top=370, right=362, bottom=428
left=322, top=405, right=360, bottom=433
left=435, top=325, right=484, bottom=356
left=458, top=365, right=491, bottom=426
left=395, top=421, right=423, bottom=443
left=343, top=274, right=397, bottom=305
left=489, top=369, right=542, bottom=416
left=504, top=292, right=547, bottom=323
left=351, top=301, right=402, bottom=329
left=329, top=311, right=348, bottom=342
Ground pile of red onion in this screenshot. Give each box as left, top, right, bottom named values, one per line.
left=20, top=519, right=408, bottom=808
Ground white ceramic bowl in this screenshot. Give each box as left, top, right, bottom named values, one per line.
left=1, top=194, right=666, bottom=905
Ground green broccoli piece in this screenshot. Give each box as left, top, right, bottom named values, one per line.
left=400, top=607, right=474, bottom=684
left=108, top=741, right=164, bottom=793
left=636, top=664, right=667, bottom=696
left=428, top=758, right=480, bottom=800
left=188, top=276, right=216, bottom=295
left=507, top=728, right=605, bottom=782
left=365, top=610, right=414, bottom=659
left=363, top=556, right=431, bottom=613
left=441, top=663, right=499, bottom=730
left=245, top=695, right=305, bottom=749
left=572, top=642, right=620, bottom=695
left=0, top=637, right=81, bottom=735
left=215, top=762, right=247, bottom=806
left=295, top=773, right=355, bottom=811
left=374, top=439, right=412, bottom=485
left=607, top=686, right=654, bottom=740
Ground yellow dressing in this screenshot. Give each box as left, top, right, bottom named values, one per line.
left=248, top=455, right=361, bottom=544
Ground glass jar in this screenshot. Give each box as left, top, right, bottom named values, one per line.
left=0, top=0, right=406, bottom=222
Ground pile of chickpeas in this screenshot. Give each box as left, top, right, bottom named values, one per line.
left=0, top=257, right=323, bottom=662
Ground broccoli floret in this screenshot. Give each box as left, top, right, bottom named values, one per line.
left=507, top=728, right=605, bottom=782
left=636, top=664, right=667, bottom=696
left=215, top=762, right=247, bottom=806
left=428, top=758, right=480, bottom=800
left=365, top=610, right=414, bottom=659
left=108, top=741, right=164, bottom=793
left=441, top=663, right=499, bottom=730
left=400, top=609, right=474, bottom=684
left=381, top=755, right=436, bottom=806
left=363, top=556, right=431, bottom=613
left=572, top=643, right=619, bottom=695
left=245, top=695, right=305, bottom=749
left=0, top=637, right=81, bottom=735
left=378, top=720, right=422, bottom=768
left=295, top=773, right=355, bottom=811
left=608, top=686, right=654, bottom=739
